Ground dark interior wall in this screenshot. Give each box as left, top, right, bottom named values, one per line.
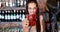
left=47, top=0, right=57, bottom=6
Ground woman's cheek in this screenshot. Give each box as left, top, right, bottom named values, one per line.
left=33, top=9, right=37, bottom=13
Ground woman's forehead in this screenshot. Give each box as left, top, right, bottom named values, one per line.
left=28, top=3, right=37, bottom=7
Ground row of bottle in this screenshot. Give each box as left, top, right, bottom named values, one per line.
left=5, top=28, right=22, bottom=32
left=0, top=0, right=26, bottom=8
left=0, top=27, right=22, bottom=32
left=0, top=10, right=25, bottom=22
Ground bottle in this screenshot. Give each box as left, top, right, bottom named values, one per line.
left=24, top=0, right=26, bottom=7
left=13, top=10, right=17, bottom=21
left=3, top=10, right=5, bottom=21
left=1, top=10, right=4, bottom=21
left=22, top=10, right=25, bottom=19
left=7, top=10, right=8, bottom=21
left=21, top=10, right=23, bottom=21
left=19, top=10, right=22, bottom=21
left=5, top=10, right=7, bottom=21
left=18, top=10, right=20, bottom=21
left=6, top=2, right=9, bottom=7
left=11, top=10, right=14, bottom=21
left=17, top=0, right=20, bottom=7
left=9, top=0, right=13, bottom=7
left=12, top=2, right=15, bottom=7
left=16, top=10, right=19, bottom=21
left=8, top=10, right=11, bottom=21
left=11, top=13, right=14, bottom=21
left=20, top=0, right=24, bottom=7
left=0, top=11, right=1, bottom=21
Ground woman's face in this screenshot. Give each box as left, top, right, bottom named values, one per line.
left=28, top=2, right=37, bottom=15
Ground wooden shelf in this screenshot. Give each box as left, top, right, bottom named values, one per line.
left=0, top=7, right=26, bottom=10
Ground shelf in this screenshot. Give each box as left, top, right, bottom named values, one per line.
left=0, top=22, right=22, bottom=27
left=0, top=7, right=26, bottom=10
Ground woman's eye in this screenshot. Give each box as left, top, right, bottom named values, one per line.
left=28, top=8, right=32, bottom=9
left=34, top=8, right=36, bottom=9
left=28, top=7, right=37, bottom=10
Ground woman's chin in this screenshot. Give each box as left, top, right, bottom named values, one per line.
left=29, top=13, right=35, bottom=15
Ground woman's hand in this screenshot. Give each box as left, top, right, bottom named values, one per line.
left=22, top=18, right=29, bottom=32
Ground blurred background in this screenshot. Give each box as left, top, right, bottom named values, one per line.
left=0, top=0, right=60, bottom=32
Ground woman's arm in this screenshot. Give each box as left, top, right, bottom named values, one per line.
left=40, top=15, right=46, bottom=32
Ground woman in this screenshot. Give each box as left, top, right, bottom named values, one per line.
left=22, top=0, right=45, bottom=32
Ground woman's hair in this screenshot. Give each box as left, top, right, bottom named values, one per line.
left=26, top=0, right=38, bottom=14
left=26, top=0, right=40, bottom=32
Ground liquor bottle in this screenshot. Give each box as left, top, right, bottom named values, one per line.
left=8, top=10, right=11, bottom=21
left=11, top=10, right=14, bottom=21
left=12, top=2, right=14, bottom=7
left=16, top=29, right=19, bottom=32
left=7, top=14, right=10, bottom=21
left=0, top=10, right=1, bottom=21
left=22, top=10, right=25, bottom=19
left=17, top=10, right=20, bottom=21
left=9, top=0, right=13, bottom=7
left=1, top=10, right=4, bottom=21
left=7, top=10, right=9, bottom=21
left=24, top=0, right=26, bottom=7
left=20, top=0, right=24, bottom=7
left=16, top=0, right=20, bottom=7
left=21, top=10, right=23, bottom=19
left=16, top=10, right=19, bottom=21
left=16, top=10, right=17, bottom=21
left=3, top=11, right=5, bottom=21
left=10, top=14, right=13, bottom=21
left=13, top=10, right=17, bottom=21
left=1, top=10, right=2, bottom=21
left=23, top=10, right=25, bottom=14
left=9, top=10, right=11, bottom=21
left=6, top=2, right=9, bottom=7
left=19, top=10, right=22, bottom=21
left=5, top=10, right=8, bottom=21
